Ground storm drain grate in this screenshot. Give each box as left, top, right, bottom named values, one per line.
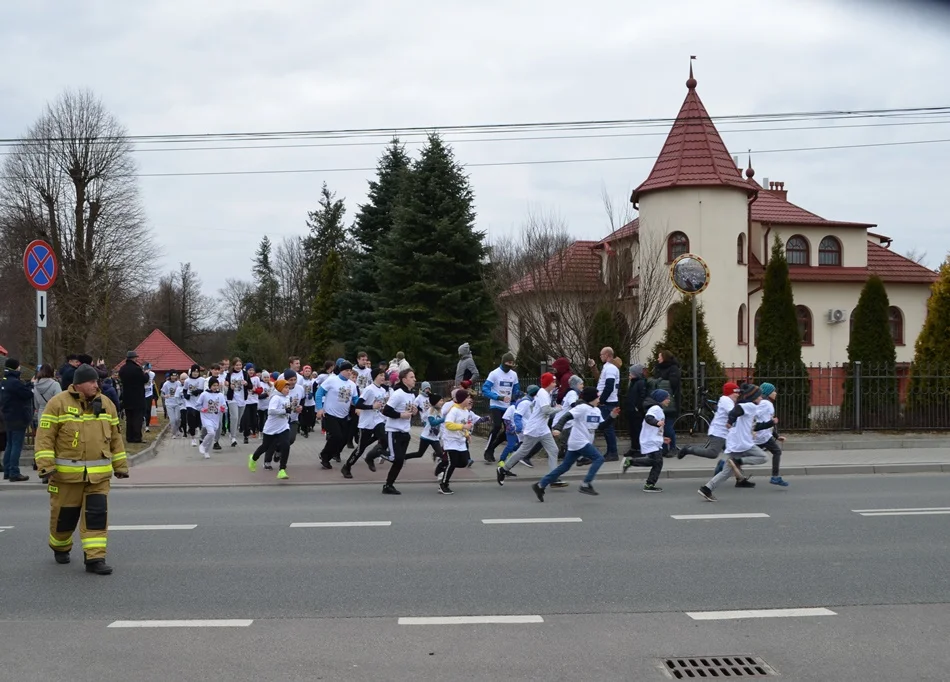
left=660, top=655, right=778, bottom=678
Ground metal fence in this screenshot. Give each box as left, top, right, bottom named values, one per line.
left=428, top=361, right=950, bottom=434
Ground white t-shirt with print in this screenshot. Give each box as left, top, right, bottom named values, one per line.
left=263, top=394, right=291, bottom=435
left=319, top=374, right=356, bottom=420
left=443, top=405, right=475, bottom=451
left=246, top=376, right=261, bottom=406
left=229, top=372, right=248, bottom=407
left=384, top=388, right=414, bottom=433
left=567, top=403, right=604, bottom=451
left=597, top=362, right=620, bottom=404
left=357, top=384, right=387, bottom=430
left=639, top=405, right=666, bottom=454
left=754, top=400, right=775, bottom=445
left=287, top=384, right=306, bottom=423
left=197, top=391, right=226, bottom=429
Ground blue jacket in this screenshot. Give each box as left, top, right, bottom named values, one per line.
left=102, top=378, right=120, bottom=408
left=0, top=370, right=35, bottom=430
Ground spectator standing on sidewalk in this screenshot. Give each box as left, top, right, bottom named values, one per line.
left=1, top=358, right=33, bottom=482
left=118, top=351, right=148, bottom=444
left=455, top=342, right=480, bottom=383
left=587, top=347, right=621, bottom=462
left=33, top=364, right=62, bottom=425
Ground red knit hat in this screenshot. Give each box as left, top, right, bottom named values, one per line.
left=723, top=382, right=740, bottom=395
left=540, top=372, right=556, bottom=389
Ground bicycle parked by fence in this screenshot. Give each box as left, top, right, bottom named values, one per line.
left=672, top=387, right=717, bottom=437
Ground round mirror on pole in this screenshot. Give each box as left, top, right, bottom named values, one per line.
left=669, top=253, right=710, bottom=295
left=668, top=252, right=710, bottom=442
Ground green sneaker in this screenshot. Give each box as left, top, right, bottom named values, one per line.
left=248, top=454, right=257, bottom=473
left=643, top=483, right=663, bottom=493
left=277, top=469, right=289, bottom=480
left=622, top=457, right=632, bottom=474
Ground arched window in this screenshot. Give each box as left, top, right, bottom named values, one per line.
left=737, top=304, right=747, bottom=344
left=889, top=306, right=904, bottom=345
left=667, top=232, right=689, bottom=263
left=796, top=305, right=813, bottom=345
left=819, top=236, right=842, bottom=266
left=737, top=233, right=746, bottom=264
left=786, top=236, right=809, bottom=266
left=754, top=307, right=762, bottom=344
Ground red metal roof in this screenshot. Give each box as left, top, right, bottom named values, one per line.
left=749, top=242, right=937, bottom=284
left=750, top=180, right=875, bottom=228
left=631, top=74, right=753, bottom=201
left=595, top=218, right=639, bottom=247
left=501, top=241, right=602, bottom=296
left=113, top=329, right=198, bottom=373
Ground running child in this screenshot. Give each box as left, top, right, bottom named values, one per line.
left=248, top=377, right=292, bottom=479
left=196, top=378, right=226, bottom=459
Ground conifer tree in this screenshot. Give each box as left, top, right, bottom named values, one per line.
left=251, top=236, right=279, bottom=318
left=371, top=134, right=496, bottom=378
left=908, top=255, right=950, bottom=426
left=587, top=306, right=628, bottom=362
left=340, top=140, right=411, bottom=357
left=303, top=182, right=348, bottom=292
left=309, top=250, right=345, bottom=361
left=650, top=295, right=723, bottom=411
left=841, top=276, right=898, bottom=428
left=754, top=236, right=811, bottom=428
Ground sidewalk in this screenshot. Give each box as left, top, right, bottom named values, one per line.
left=4, top=427, right=947, bottom=490
left=109, top=427, right=950, bottom=488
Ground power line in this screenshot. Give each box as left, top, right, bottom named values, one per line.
left=2, top=105, right=949, bottom=146
left=3, top=116, right=948, bottom=156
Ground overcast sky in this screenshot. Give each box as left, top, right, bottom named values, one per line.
left=2, top=0, right=949, bottom=298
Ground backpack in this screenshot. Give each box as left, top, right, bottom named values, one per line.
left=646, top=377, right=676, bottom=414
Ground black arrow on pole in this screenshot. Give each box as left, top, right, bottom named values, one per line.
left=39, top=294, right=45, bottom=321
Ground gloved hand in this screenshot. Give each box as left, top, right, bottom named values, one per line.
left=114, top=471, right=130, bottom=479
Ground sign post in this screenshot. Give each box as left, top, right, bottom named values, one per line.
left=23, top=240, right=58, bottom=368
left=669, top=253, right=711, bottom=414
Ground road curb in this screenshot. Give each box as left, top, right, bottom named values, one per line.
left=128, top=424, right=169, bottom=468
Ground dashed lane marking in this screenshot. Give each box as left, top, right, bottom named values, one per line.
left=687, top=608, right=837, bottom=621
left=481, top=518, right=582, bottom=525
left=671, top=513, right=770, bottom=520
left=108, top=620, right=253, bottom=628
left=110, top=525, right=198, bottom=530
left=290, top=521, right=392, bottom=528
left=853, top=507, right=950, bottom=517
left=398, top=615, right=544, bottom=625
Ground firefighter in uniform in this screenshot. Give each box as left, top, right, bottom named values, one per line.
left=34, top=363, right=129, bottom=575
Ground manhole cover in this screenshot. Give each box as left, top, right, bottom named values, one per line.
left=660, top=655, right=778, bottom=678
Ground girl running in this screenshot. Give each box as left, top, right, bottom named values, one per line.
left=248, top=377, right=292, bottom=479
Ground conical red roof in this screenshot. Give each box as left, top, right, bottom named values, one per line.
left=113, top=329, right=198, bottom=374
left=632, top=70, right=753, bottom=202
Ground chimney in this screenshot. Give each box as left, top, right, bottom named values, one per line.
left=768, top=180, right=788, bottom=200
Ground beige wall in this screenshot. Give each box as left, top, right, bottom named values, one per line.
left=750, top=222, right=868, bottom=268
left=636, top=186, right=752, bottom=367
left=748, top=281, right=929, bottom=365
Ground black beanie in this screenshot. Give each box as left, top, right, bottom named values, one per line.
left=73, top=364, right=99, bottom=385
left=580, top=386, right=599, bottom=403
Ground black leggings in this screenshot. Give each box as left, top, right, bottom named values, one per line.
left=416, top=438, right=444, bottom=462
left=301, top=405, right=316, bottom=434
left=357, top=424, right=386, bottom=458
left=484, top=408, right=506, bottom=457
left=179, top=409, right=187, bottom=435
left=251, top=430, right=291, bottom=469
left=441, top=448, right=469, bottom=485
left=385, top=431, right=423, bottom=486
left=320, top=415, right=348, bottom=464
left=186, top=408, right=200, bottom=436
left=258, top=406, right=268, bottom=433
left=242, top=404, right=258, bottom=437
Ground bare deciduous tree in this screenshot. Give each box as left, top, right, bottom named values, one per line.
left=141, top=263, right=213, bottom=356
left=218, top=278, right=256, bottom=327
left=904, top=248, right=929, bottom=269
left=0, top=89, right=156, bottom=360
left=493, top=197, right=675, bottom=367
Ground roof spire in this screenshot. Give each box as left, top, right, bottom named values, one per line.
left=687, top=55, right=697, bottom=89
left=745, top=150, right=755, bottom=179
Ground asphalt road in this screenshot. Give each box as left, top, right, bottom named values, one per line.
left=1, top=474, right=948, bottom=681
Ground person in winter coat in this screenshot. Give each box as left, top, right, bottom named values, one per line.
left=101, top=378, right=121, bottom=410
left=58, top=354, right=81, bottom=391
left=1, top=358, right=34, bottom=481
left=650, top=350, right=682, bottom=453
left=118, top=351, right=148, bottom=444
left=623, top=364, right=648, bottom=457
left=455, top=342, right=480, bottom=383
left=551, top=357, right=574, bottom=405
left=32, top=364, right=62, bottom=425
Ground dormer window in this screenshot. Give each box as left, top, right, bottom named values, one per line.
left=667, top=232, right=689, bottom=263
left=786, top=235, right=809, bottom=266
left=818, top=236, right=842, bottom=266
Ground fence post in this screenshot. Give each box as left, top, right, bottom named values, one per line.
left=854, top=361, right=862, bottom=433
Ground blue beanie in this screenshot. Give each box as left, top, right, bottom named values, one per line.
left=760, top=383, right=776, bottom=398
left=283, top=369, right=296, bottom=380
left=245, top=363, right=254, bottom=370
left=651, top=389, right=670, bottom=403
left=270, top=372, right=279, bottom=380
left=335, top=357, right=346, bottom=368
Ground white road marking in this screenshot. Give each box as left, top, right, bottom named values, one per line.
left=110, top=525, right=198, bottom=530
left=853, top=507, right=950, bottom=517
left=398, top=615, right=544, bottom=625
left=671, top=513, right=770, bottom=520
left=687, top=608, right=837, bottom=621
left=108, top=619, right=253, bottom=628
left=290, top=521, right=392, bottom=528
left=481, top=518, right=582, bottom=525
left=0, top=526, right=11, bottom=533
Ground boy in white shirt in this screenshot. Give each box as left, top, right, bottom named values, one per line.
left=342, top=367, right=390, bottom=477
left=699, top=384, right=768, bottom=501
left=161, top=373, right=181, bottom=438
left=248, top=377, right=293, bottom=479
left=533, top=387, right=619, bottom=501
left=183, top=364, right=204, bottom=445
left=755, top=382, right=788, bottom=487
left=677, top=382, right=740, bottom=460
left=315, top=363, right=358, bottom=468
left=622, top=389, right=672, bottom=492
left=196, top=378, right=226, bottom=459
left=441, top=389, right=477, bottom=494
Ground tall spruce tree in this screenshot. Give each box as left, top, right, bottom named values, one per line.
left=309, top=249, right=345, bottom=361
left=907, top=255, right=950, bottom=426
left=841, top=275, right=898, bottom=428
left=303, top=182, right=348, bottom=288
left=251, top=236, right=280, bottom=317
left=340, top=140, right=411, bottom=358
left=754, top=236, right=811, bottom=428
left=650, top=295, right=723, bottom=412
left=371, top=134, right=496, bottom=379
